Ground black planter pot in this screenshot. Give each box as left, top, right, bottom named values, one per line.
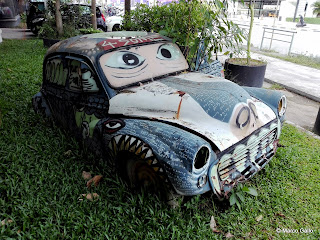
left=43, top=38, right=60, bottom=48
left=313, top=107, right=320, bottom=135
left=224, top=58, right=267, bottom=88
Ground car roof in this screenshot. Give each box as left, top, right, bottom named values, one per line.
left=46, top=31, right=172, bottom=60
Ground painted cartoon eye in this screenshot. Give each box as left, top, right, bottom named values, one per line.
left=104, top=119, right=125, bottom=133
left=106, top=122, right=121, bottom=129
left=156, top=44, right=181, bottom=60
left=105, top=51, right=145, bottom=69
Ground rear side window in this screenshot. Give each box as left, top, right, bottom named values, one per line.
left=45, top=58, right=68, bottom=86
left=44, top=56, right=100, bottom=93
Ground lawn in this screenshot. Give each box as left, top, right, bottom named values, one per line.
left=258, top=50, right=320, bottom=70
left=286, top=17, right=320, bottom=25
left=0, top=39, right=319, bottom=239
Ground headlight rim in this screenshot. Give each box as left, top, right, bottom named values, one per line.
left=193, top=145, right=211, bottom=171
left=278, top=95, right=287, bottom=117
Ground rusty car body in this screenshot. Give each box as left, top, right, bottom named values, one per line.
left=32, top=31, right=287, bottom=198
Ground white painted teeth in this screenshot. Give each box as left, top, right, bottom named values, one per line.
left=130, top=137, right=136, bottom=145
left=114, top=135, right=121, bottom=144
left=145, top=149, right=153, bottom=158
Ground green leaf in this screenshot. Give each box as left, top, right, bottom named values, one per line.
left=236, top=192, right=245, bottom=202
left=229, top=193, right=236, bottom=206
left=159, top=30, right=168, bottom=36
left=247, top=187, right=258, bottom=196
left=242, top=186, right=249, bottom=192
left=236, top=201, right=242, bottom=210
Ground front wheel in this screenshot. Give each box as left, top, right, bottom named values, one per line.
left=116, top=151, right=165, bottom=193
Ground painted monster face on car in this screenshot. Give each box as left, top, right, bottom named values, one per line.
left=34, top=32, right=286, bottom=199
left=99, top=43, right=188, bottom=88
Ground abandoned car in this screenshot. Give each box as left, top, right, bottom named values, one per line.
left=32, top=31, right=287, bottom=199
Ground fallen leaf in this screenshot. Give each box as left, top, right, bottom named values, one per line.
left=0, top=219, right=13, bottom=226
left=256, top=215, right=263, bottom=222
left=225, top=232, right=234, bottom=238
left=79, top=193, right=99, bottom=201
left=82, top=171, right=92, bottom=180
left=210, top=216, right=221, bottom=233
left=276, top=213, right=286, bottom=218
left=64, top=150, right=72, bottom=157
left=87, top=175, right=103, bottom=188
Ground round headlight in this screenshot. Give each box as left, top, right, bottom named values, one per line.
left=278, top=95, right=287, bottom=117
left=194, top=146, right=210, bottom=170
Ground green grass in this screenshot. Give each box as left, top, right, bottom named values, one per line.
left=268, top=83, right=285, bottom=90
left=1, top=39, right=320, bottom=239
left=259, top=50, right=320, bottom=70
left=286, top=17, right=320, bottom=25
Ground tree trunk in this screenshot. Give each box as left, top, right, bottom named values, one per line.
left=91, top=0, right=97, bottom=30
left=55, top=0, right=63, bottom=37
left=125, top=0, right=130, bottom=15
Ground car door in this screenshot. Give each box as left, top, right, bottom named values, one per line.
left=65, top=56, right=109, bottom=140
left=43, top=55, right=72, bottom=130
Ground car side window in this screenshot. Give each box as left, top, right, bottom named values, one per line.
left=66, top=58, right=100, bottom=93
left=81, top=63, right=100, bottom=92
left=68, top=60, right=82, bottom=92
left=45, top=57, right=68, bottom=86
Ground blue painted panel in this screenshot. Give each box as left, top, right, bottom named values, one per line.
left=106, top=119, right=215, bottom=195
left=160, top=77, right=251, bottom=123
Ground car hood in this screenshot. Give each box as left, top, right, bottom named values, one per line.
left=109, top=72, right=277, bottom=151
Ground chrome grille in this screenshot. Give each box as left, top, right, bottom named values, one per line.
left=218, top=122, right=278, bottom=185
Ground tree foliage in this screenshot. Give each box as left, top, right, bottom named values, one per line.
left=312, top=1, right=320, bottom=16
left=39, top=0, right=97, bottom=39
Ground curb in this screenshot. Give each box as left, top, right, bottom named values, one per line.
left=264, top=78, right=320, bottom=103
left=286, top=121, right=320, bottom=140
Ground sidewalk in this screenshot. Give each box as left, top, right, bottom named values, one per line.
left=0, top=28, right=35, bottom=40
left=252, top=52, right=320, bottom=103
left=218, top=52, right=320, bottom=103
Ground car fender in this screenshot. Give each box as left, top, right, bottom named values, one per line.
left=243, top=87, right=286, bottom=122
left=102, top=118, right=216, bottom=195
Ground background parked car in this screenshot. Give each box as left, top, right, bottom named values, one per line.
left=26, top=2, right=107, bottom=35
left=61, top=4, right=107, bottom=32
left=105, top=15, right=122, bottom=32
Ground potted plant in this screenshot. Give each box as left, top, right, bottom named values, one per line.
left=224, top=0, right=267, bottom=87
left=38, top=0, right=79, bottom=47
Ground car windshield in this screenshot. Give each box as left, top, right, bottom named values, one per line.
left=99, top=42, right=188, bottom=88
